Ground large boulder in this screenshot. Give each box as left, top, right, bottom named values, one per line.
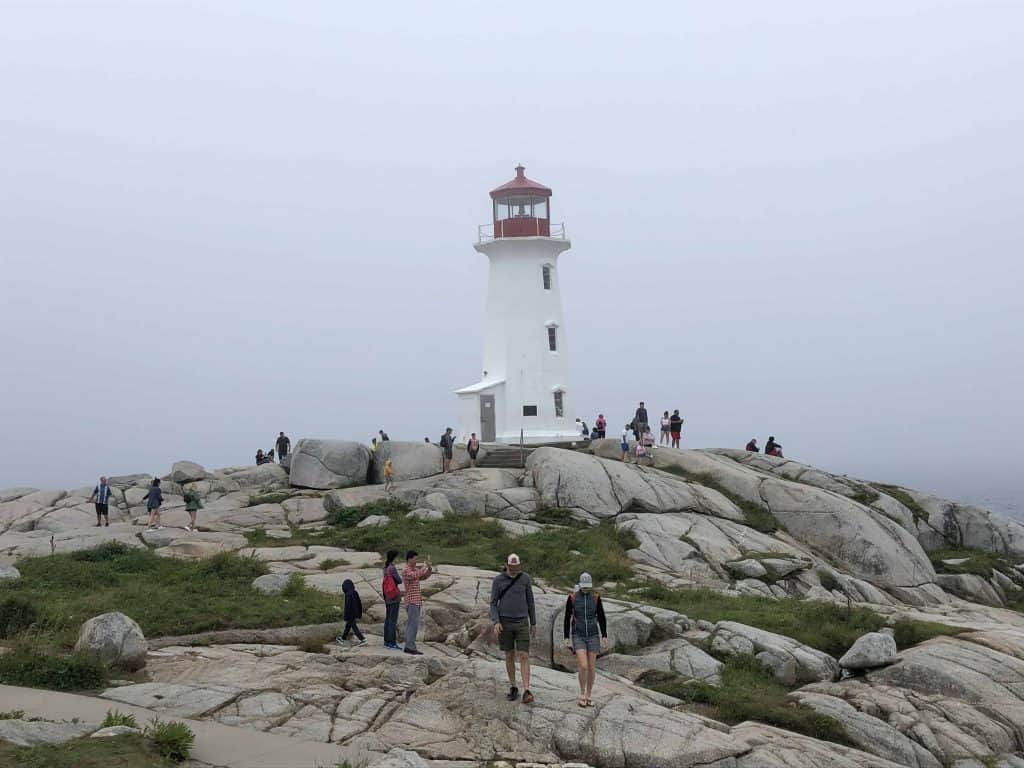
left=839, top=631, right=899, bottom=670
left=169, top=460, right=208, bottom=483
left=371, top=441, right=443, bottom=483
left=289, top=439, right=371, bottom=490
left=0, top=564, right=20, bottom=580
left=220, top=463, right=288, bottom=491
left=74, top=611, right=148, bottom=671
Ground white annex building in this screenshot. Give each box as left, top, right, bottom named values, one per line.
left=456, top=165, right=579, bottom=444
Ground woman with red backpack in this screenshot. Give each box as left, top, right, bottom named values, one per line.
left=382, top=549, right=403, bottom=650
left=562, top=572, right=609, bottom=708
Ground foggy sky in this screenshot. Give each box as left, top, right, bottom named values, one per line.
left=1, top=2, right=1022, bottom=515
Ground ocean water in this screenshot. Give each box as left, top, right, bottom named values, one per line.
left=956, top=491, right=1024, bottom=523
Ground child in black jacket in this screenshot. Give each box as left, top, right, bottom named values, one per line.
left=337, top=579, right=366, bottom=646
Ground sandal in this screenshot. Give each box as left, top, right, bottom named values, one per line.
left=577, top=697, right=587, bottom=708
left=522, top=690, right=534, bottom=704
left=585, top=698, right=594, bottom=707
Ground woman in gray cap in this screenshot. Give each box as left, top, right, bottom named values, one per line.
left=562, top=572, right=608, bottom=707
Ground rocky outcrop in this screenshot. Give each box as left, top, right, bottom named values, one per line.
left=74, top=611, right=148, bottom=671
left=289, top=439, right=371, bottom=490
left=838, top=631, right=899, bottom=670
left=708, top=621, right=839, bottom=685
left=371, top=441, right=442, bottom=483
left=169, top=460, right=208, bottom=483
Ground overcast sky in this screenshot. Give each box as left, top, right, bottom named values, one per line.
left=1, top=1, right=1021, bottom=515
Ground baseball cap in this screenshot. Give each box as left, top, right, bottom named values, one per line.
left=579, top=572, right=593, bottom=588
left=506, top=553, right=521, bottom=566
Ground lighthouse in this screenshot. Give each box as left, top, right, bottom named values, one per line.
left=456, top=165, right=579, bottom=445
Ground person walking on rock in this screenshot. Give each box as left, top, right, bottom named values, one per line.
left=383, top=458, right=395, bottom=494
left=659, top=411, right=671, bottom=445
left=337, top=579, right=366, bottom=647
left=467, top=433, right=480, bottom=468
left=439, top=428, right=455, bottom=473
left=669, top=410, right=684, bottom=449
left=620, top=424, right=631, bottom=462
left=490, top=553, right=537, bottom=704
left=87, top=475, right=114, bottom=527
left=563, top=572, right=609, bottom=707
left=276, top=432, right=290, bottom=463
left=183, top=483, right=203, bottom=532
left=402, top=550, right=432, bottom=655
left=382, top=549, right=403, bottom=650
left=144, top=478, right=163, bottom=530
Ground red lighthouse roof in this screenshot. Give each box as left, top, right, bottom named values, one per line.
left=489, top=165, right=552, bottom=200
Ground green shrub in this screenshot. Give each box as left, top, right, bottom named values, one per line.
left=927, top=547, right=1016, bottom=578
left=849, top=487, right=880, bottom=506
left=0, top=596, right=39, bottom=638
left=280, top=573, right=308, bottom=599
left=891, top=619, right=963, bottom=648
left=101, top=708, right=138, bottom=728
left=532, top=507, right=588, bottom=528
left=639, top=655, right=853, bottom=745
left=195, top=552, right=268, bottom=580
left=0, top=646, right=108, bottom=691
left=144, top=718, right=194, bottom=762
left=71, top=541, right=133, bottom=562
left=326, top=498, right=410, bottom=528
left=0, top=709, right=25, bottom=720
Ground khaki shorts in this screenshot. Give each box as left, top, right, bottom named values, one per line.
left=499, top=618, right=531, bottom=653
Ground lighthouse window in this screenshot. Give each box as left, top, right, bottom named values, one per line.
left=523, top=405, right=538, bottom=417
left=542, top=266, right=552, bottom=290
left=547, top=326, right=558, bottom=351
left=553, top=391, right=564, bottom=418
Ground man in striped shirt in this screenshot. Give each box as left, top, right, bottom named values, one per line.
left=402, top=550, right=433, bottom=655
left=87, top=476, right=114, bottom=527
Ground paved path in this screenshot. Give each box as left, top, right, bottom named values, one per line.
left=0, top=684, right=359, bottom=768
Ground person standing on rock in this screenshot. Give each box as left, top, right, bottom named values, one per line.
left=382, top=549, right=403, bottom=650
left=144, top=478, right=163, bottom=530
left=379, top=429, right=390, bottom=442
left=563, top=572, right=608, bottom=707
left=402, top=550, right=432, bottom=655
left=467, top=433, right=481, bottom=468
left=87, top=476, right=114, bottom=527
left=490, top=553, right=537, bottom=705
left=621, top=424, right=632, bottom=462
left=383, top=458, right=395, bottom=493
left=276, top=432, right=290, bottom=463
left=669, top=410, right=683, bottom=448
left=634, top=401, right=649, bottom=439
left=594, top=414, right=607, bottom=439
left=183, top=483, right=203, bottom=532
left=439, top=427, right=455, bottom=473
left=660, top=411, right=671, bottom=445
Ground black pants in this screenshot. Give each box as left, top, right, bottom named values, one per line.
left=95, top=503, right=108, bottom=520
left=342, top=620, right=364, bottom=641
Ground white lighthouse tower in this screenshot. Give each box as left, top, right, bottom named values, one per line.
left=456, top=165, right=579, bottom=445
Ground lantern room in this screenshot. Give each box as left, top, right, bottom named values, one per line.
left=489, top=164, right=552, bottom=238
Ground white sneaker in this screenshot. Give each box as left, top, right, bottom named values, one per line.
left=355, top=639, right=367, bottom=647
left=156, top=525, right=163, bottom=530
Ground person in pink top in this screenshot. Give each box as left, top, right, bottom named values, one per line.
left=401, top=549, right=433, bottom=655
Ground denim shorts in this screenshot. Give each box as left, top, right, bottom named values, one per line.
left=572, top=634, right=601, bottom=653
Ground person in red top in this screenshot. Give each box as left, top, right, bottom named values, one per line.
left=401, top=549, right=432, bottom=655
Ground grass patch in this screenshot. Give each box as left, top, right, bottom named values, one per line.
left=871, top=483, right=929, bottom=522
left=848, top=486, right=880, bottom=506
left=144, top=718, right=194, bottom=762
left=927, top=547, right=1018, bottom=578
left=0, top=645, right=108, bottom=691
left=326, top=497, right=410, bottom=528
left=629, top=582, right=961, bottom=657
left=639, top=655, right=854, bottom=745
left=892, top=618, right=964, bottom=648
left=0, top=597, right=39, bottom=638
left=0, top=548, right=342, bottom=650
left=532, top=507, right=589, bottom=528
left=0, top=710, right=26, bottom=720
left=657, top=467, right=784, bottom=533
left=102, top=709, right=139, bottom=729
left=0, top=734, right=173, bottom=767
left=248, top=490, right=293, bottom=506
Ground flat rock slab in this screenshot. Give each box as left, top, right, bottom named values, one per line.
left=0, top=719, right=94, bottom=746
left=102, top=682, right=243, bottom=717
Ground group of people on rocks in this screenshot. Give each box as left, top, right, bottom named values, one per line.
left=255, top=432, right=291, bottom=466
left=336, top=550, right=609, bottom=707
left=746, top=435, right=784, bottom=457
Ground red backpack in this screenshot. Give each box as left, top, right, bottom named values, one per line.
left=382, top=567, right=400, bottom=601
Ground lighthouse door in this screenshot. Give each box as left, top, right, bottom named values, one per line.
left=479, top=395, right=496, bottom=442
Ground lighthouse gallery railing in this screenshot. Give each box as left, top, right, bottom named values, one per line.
left=477, top=222, right=566, bottom=243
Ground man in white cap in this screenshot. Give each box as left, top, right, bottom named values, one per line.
left=489, top=553, right=537, bottom=703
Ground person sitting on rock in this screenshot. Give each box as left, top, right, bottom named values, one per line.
left=379, top=429, right=390, bottom=442
left=563, top=572, right=608, bottom=708
left=765, top=436, right=783, bottom=457
left=255, top=449, right=265, bottom=465
left=746, top=438, right=759, bottom=452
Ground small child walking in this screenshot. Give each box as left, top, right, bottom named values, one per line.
left=383, top=458, right=395, bottom=493
left=337, top=579, right=366, bottom=647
